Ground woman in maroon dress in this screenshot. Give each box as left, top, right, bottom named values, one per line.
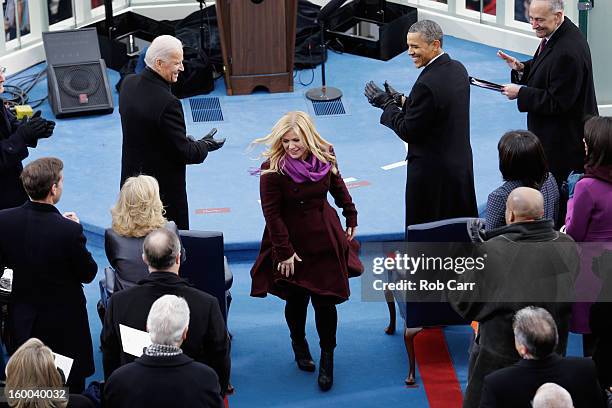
left=250, top=111, right=363, bottom=391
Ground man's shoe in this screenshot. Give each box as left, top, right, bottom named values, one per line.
left=318, top=350, right=334, bottom=391
left=291, top=340, right=315, bottom=372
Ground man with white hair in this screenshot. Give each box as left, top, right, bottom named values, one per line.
left=104, top=295, right=224, bottom=407
left=119, top=34, right=225, bottom=229
left=497, top=0, right=597, bottom=198
left=532, top=383, right=574, bottom=408
left=479, top=307, right=605, bottom=408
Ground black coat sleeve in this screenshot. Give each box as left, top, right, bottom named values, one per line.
left=161, top=99, right=209, bottom=165
left=101, top=296, right=121, bottom=380
left=380, top=82, right=436, bottom=144
left=202, top=298, right=231, bottom=394
left=69, top=225, right=98, bottom=284
left=0, top=129, right=29, bottom=171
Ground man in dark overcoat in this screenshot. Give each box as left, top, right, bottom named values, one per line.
left=101, top=228, right=230, bottom=394
left=448, top=188, right=579, bottom=408
left=499, top=0, right=598, bottom=187
left=480, top=306, right=606, bottom=408
left=365, top=19, right=477, bottom=228
left=119, top=35, right=225, bottom=230
left=0, top=157, right=98, bottom=392
left=1, top=67, right=55, bottom=210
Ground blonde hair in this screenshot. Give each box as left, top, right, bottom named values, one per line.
left=5, top=338, right=67, bottom=408
left=251, top=111, right=338, bottom=175
left=111, top=175, right=167, bottom=237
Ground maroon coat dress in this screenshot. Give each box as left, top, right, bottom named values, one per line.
left=250, top=161, right=363, bottom=304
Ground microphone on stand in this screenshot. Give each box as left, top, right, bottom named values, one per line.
left=305, top=0, right=349, bottom=102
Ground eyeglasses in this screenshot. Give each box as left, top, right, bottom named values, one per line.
left=0, top=67, right=6, bottom=75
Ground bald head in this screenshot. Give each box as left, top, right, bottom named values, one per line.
left=505, top=187, right=545, bottom=225
left=142, top=228, right=181, bottom=273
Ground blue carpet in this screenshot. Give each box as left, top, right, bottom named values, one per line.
left=15, top=35, right=529, bottom=248
left=7, top=34, right=585, bottom=407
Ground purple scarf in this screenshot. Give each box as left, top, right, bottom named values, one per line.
left=281, top=154, right=331, bottom=183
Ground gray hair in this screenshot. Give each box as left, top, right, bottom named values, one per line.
left=408, top=20, right=444, bottom=47
left=513, top=306, right=558, bottom=359
left=532, top=383, right=573, bottom=408
left=147, top=295, right=190, bottom=346
left=533, top=0, right=565, bottom=12
left=144, top=35, right=183, bottom=69
left=143, top=228, right=181, bottom=270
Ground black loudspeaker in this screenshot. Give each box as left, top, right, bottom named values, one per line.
left=326, top=0, right=418, bottom=61
left=42, top=28, right=114, bottom=118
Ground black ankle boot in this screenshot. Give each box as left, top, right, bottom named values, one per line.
left=318, top=350, right=334, bottom=391
left=292, top=340, right=315, bottom=372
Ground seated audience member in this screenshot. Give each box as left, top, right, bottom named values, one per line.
left=486, top=130, right=559, bottom=231
left=449, top=187, right=578, bottom=408
left=2, top=338, right=94, bottom=408
left=105, top=175, right=184, bottom=293
left=480, top=307, right=605, bottom=408
left=104, top=295, right=224, bottom=408
left=565, top=116, right=612, bottom=356
left=101, top=228, right=230, bottom=393
left=0, top=157, right=97, bottom=393
left=532, top=383, right=574, bottom=408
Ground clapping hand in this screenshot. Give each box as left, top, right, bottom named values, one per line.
left=199, top=128, right=225, bottom=152
left=384, top=81, right=405, bottom=106
left=364, top=81, right=395, bottom=110
left=63, top=211, right=80, bottom=224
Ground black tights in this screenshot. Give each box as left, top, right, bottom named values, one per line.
left=285, top=290, right=337, bottom=351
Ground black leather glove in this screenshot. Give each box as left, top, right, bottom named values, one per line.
left=384, top=81, right=404, bottom=106
left=364, top=81, right=395, bottom=110
left=17, top=117, right=50, bottom=147
left=199, top=128, right=225, bottom=152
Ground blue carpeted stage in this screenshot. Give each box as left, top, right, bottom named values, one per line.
left=11, top=35, right=583, bottom=407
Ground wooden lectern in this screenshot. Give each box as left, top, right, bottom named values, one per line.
left=216, top=0, right=297, bottom=95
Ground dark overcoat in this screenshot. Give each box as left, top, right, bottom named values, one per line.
left=119, top=68, right=209, bottom=229
left=101, top=272, right=230, bottom=392
left=380, top=53, right=477, bottom=228
left=448, top=220, right=578, bottom=408
left=250, top=161, right=363, bottom=304
left=0, top=201, right=98, bottom=382
left=480, top=354, right=606, bottom=408
left=104, top=354, right=224, bottom=408
left=512, top=17, right=598, bottom=184
left=0, top=103, right=29, bottom=210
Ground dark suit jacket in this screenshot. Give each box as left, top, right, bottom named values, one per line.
left=380, top=53, right=477, bottom=227
left=119, top=68, right=209, bottom=229
left=101, top=272, right=230, bottom=392
left=0, top=103, right=29, bottom=210
left=512, top=17, right=598, bottom=183
left=104, top=353, right=224, bottom=408
left=480, top=354, right=606, bottom=408
left=0, top=201, right=98, bottom=380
